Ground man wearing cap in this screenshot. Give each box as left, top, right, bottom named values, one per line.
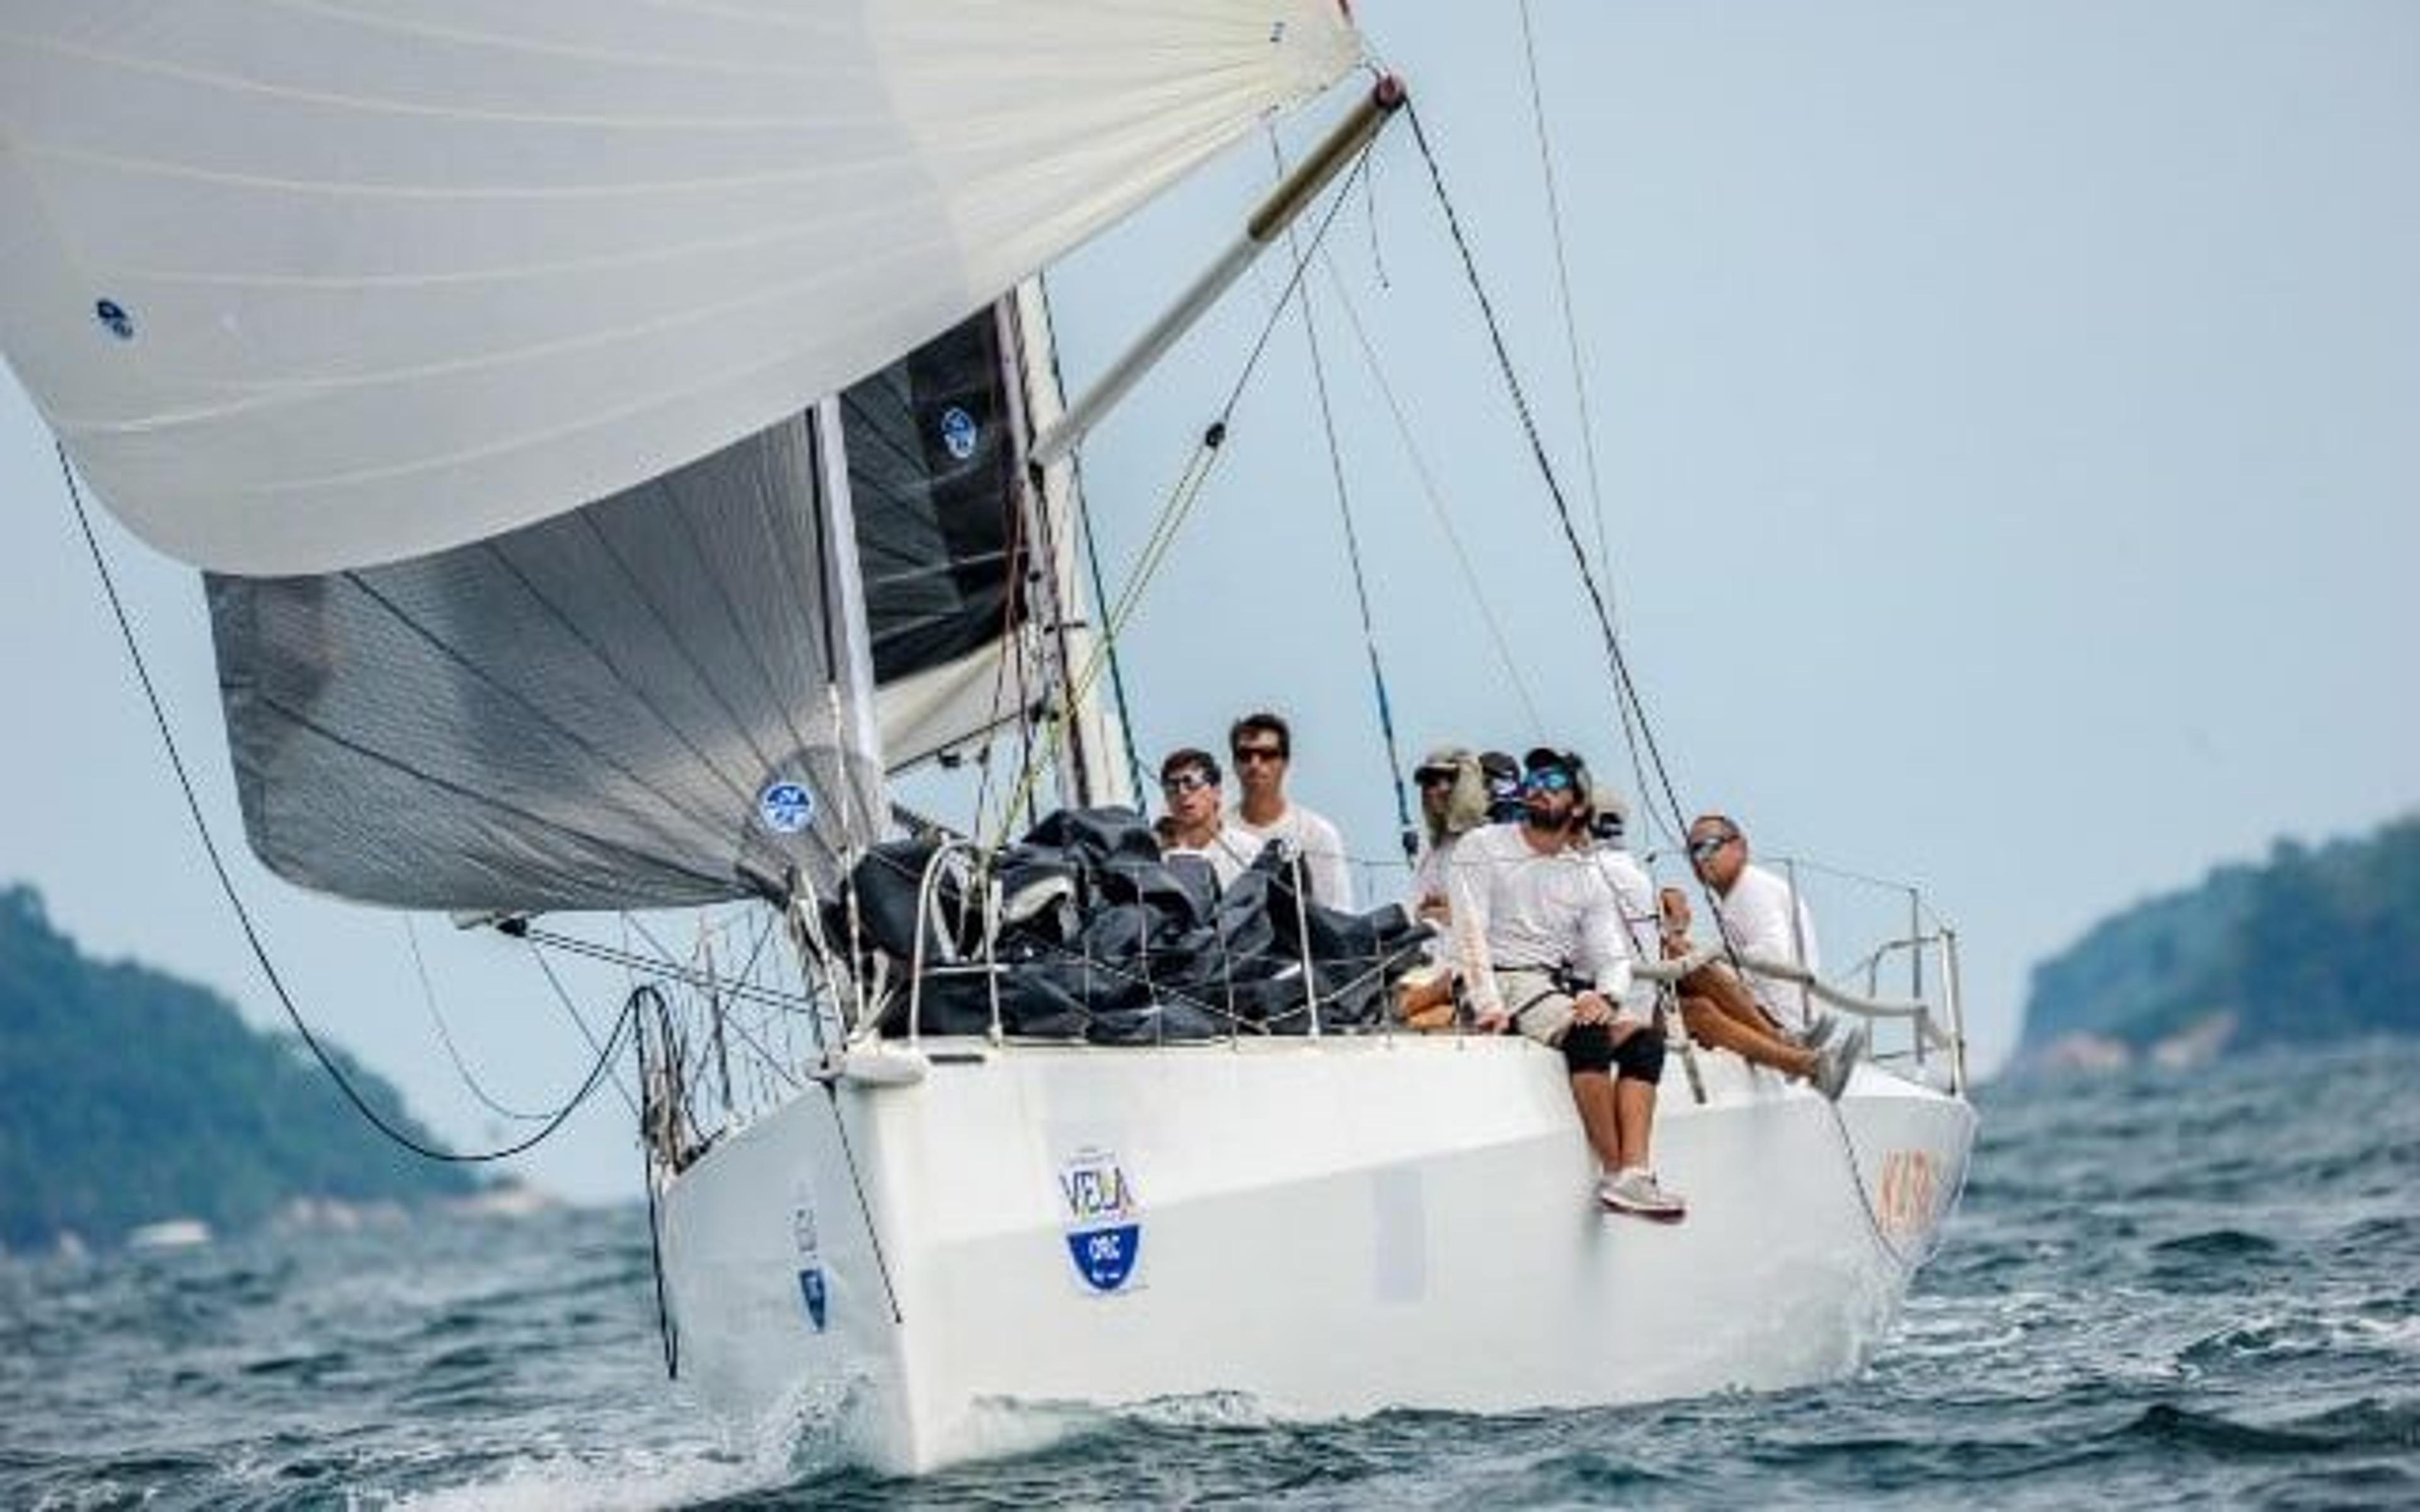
left=1226, top=711, right=1354, bottom=910
left=1408, top=745, right=1487, bottom=919
left=1446, top=748, right=1684, bottom=1220
left=1477, top=750, right=1526, bottom=825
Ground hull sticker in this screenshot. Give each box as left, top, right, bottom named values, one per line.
left=792, top=1186, right=828, bottom=1332
left=1058, top=1147, right=1143, bottom=1295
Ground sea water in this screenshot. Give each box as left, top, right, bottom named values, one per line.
left=4, top=1038, right=2416, bottom=1509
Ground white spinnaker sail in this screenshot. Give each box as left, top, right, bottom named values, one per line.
left=0, top=1, right=1361, bottom=573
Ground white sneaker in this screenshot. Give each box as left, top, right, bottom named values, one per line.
left=1795, top=1012, right=1842, bottom=1051
left=1598, top=1167, right=1686, bottom=1222
left=1814, top=1023, right=1870, bottom=1101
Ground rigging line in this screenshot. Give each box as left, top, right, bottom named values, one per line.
left=1514, top=0, right=1659, bottom=840
left=1313, top=256, right=1549, bottom=736
left=1269, top=131, right=1417, bottom=865
left=1071, top=449, right=1149, bottom=803
left=1400, top=104, right=1699, bottom=858
left=629, top=985, right=681, bottom=1378
left=403, top=914, right=555, bottom=1123
left=1516, top=0, right=1616, bottom=598
left=525, top=925, right=813, bottom=1017
left=822, top=1076, right=906, bottom=1324
left=972, top=415, right=1036, bottom=834
left=1035, top=275, right=1151, bottom=806
left=986, top=145, right=1384, bottom=844
left=1818, top=1096, right=1916, bottom=1273
left=524, top=939, right=643, bottom=1120
left=58, top=440, right=635, bottom=1164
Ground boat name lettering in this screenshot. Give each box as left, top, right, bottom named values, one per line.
left=1876, top=1149, right=1939, bottom=1238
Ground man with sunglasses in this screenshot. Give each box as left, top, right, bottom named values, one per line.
left=1226, top=711, right=1354, bottom=910
left=1683, top=814, right=1852, bottom=1059
left=1156, top=748, right=1255, bottom=891
left=1445, top=748, right=1683, bottom=1220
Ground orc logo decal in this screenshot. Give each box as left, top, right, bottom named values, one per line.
left=1058, top=1148, right=1142, bottom=1294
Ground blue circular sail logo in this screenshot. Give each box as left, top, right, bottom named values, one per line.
left=938, top=405, right=979, bottom=461
left=758, top=781, right=815, bottom=834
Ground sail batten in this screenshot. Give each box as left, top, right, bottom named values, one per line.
left=1, top=0, right=1362, bottom=572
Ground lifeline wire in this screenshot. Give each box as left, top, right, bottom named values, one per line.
left=404, top=914, right=553, bottom=1123
left=59, top=441, right=631, bottom=1164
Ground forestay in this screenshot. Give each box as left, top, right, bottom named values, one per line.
left=207, top=414, right=882, bottom=915
left=0, top=0, right=1362, bottom=572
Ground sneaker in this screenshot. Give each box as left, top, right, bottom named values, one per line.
left=1795, top=1012, right=1843, bottom=1051
left=1814, top=1023, right=1870, bottom=1101
left=1598, top=1167, right=1687, bottom=1222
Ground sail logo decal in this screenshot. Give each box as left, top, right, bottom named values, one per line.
left=938, top=405, right=979, bottom=461
left=792, top=1189, right=828, bottom=1332
left=95, top=298, right=135, bottom=341
left=1058, top=1148, right=1143, bottom=1294
left=1876, top=1149, right=1939, bottom=1239
left=758, top=780, right=814, bottom=834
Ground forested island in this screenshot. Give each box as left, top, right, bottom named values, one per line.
left=2016, top=815, right=2420, bottom=1074
left=0, top=883, right=475, bottom=1252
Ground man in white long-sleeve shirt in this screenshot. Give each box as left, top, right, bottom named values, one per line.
left=1448, top=750, right=1683, bottom=1220
left=1226, top=711, right=1354, bottom=910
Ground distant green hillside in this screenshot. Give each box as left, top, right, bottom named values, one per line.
left=2019, top=816, right=2420, bottom=1068
left=0, top=884, right=473, bottom=1250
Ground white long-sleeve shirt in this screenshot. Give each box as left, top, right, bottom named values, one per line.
left=1713, top=861, right=1822, bottom=1030
left=1584, top=844, right=1662, bottom=1011
left=1444, top=823, right=1634, bottom=1019
left=1163, top=822, right=1259, bottom=894
left=1228, top=801, right=1354, bottom=910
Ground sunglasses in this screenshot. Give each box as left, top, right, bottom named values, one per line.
left=1688, top=833, right=1736, bottom=861
left=1522, top=768, right=1575, bottom=794
left=1415, top=769, right=1456, bottom=789
left=1233, top=745, right=1286, bottom=765
left=1161, top=770, right=1216, bottom=794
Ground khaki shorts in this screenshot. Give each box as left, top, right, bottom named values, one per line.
left=1495, top=967, right=1651, bottom=1046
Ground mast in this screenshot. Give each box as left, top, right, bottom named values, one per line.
left=811, top=392, right=889, bottom=844
left=1006, top=281, right=1135, bottom=811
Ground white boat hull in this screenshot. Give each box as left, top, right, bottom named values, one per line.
left=657, top=1034, right=1975, bottom=1474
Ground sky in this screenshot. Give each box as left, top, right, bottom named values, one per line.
left=3, top=1, right=2416, bottom=1203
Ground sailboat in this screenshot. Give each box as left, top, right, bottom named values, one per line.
left=0, top=1, right=1975, bottom=1476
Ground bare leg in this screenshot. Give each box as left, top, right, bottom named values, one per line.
left=1679, top=990, right=1818, bottom=1081
left=1567, top=1072, right=1625, bottom=1172
left=1683, top=961, right=1790, bottom=1037
left=1613, top=1075, right=1658, bottom=1170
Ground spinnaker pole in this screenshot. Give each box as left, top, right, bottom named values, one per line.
left=1028, top=75, right=1407, bottom=471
